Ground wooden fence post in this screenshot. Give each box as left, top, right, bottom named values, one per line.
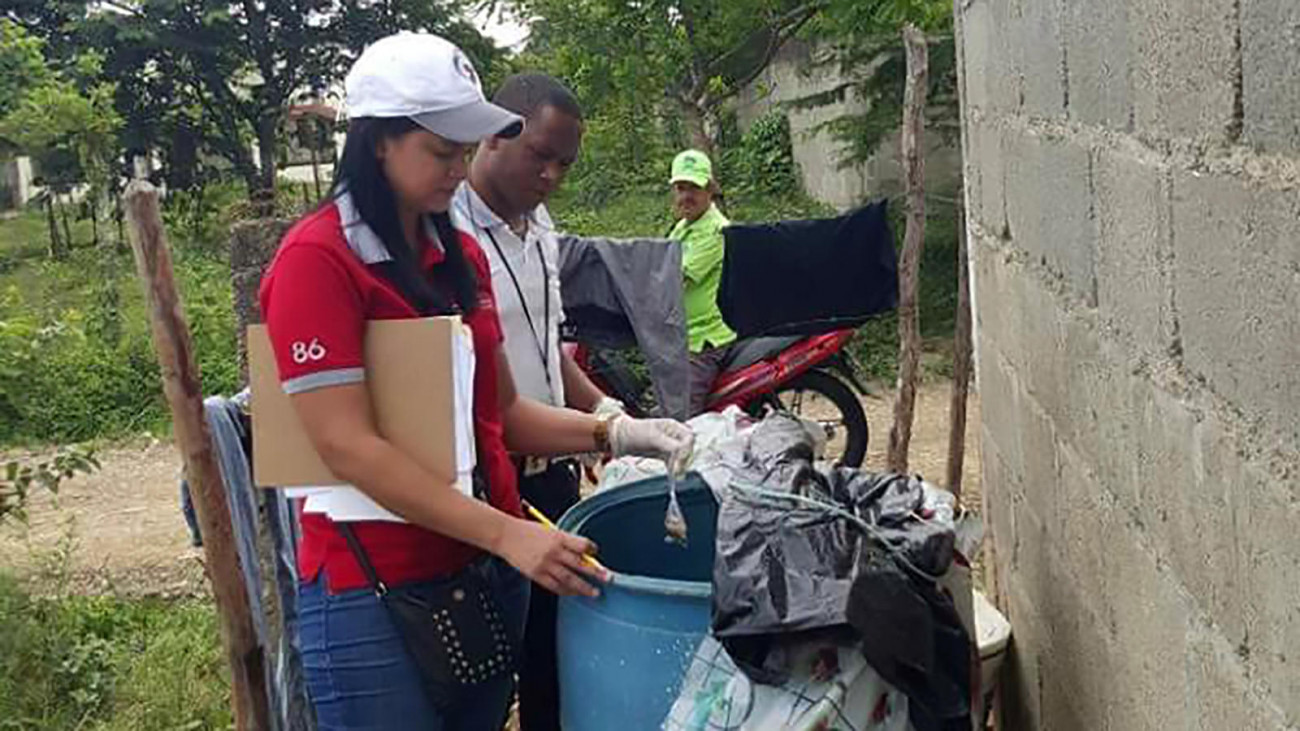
left=887, top=25, right=930, bottom=474
left=946, top=197, right=973, bottom=500
left=124, top=181, right=270, bottom=731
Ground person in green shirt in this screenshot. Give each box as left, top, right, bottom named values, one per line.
left=668, top=149, right=738, bottom=415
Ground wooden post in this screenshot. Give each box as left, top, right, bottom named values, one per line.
left=310, top=119, right=324, bottom=201
left=124, top=181, right=270, bottom=731
left=59, top=192, right=73, bottom=250
left=887, top=25, right=930, bottom=474
left=115, top=190, right=126, bottom=248
left=946, top=197, right=973, bottom=500
left=45, top=194, right=63, bottom=259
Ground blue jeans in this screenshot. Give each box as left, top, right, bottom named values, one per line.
left=298, top=559, right=530, bottom=730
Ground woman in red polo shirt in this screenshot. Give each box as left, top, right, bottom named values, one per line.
left=260, top=33, right=694, bottom=729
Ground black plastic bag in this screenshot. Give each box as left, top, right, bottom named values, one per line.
left=711, top=418, right=951, bottom=643
left=848, top=542, right=972, bottom=731
left=709, top=415, right=971, bottom=730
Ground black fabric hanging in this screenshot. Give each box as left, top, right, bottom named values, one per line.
left=717, top=201, right=899, bottom=337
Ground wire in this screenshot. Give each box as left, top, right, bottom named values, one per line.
left=724, top=479, right=946, bottom=582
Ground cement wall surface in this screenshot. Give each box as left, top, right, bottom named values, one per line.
left=733, top=39, right=962, bottom=210
left=957, top=0, right=1300, bottom=728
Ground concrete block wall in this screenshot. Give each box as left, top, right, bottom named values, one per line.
left=957, top=0, right=1300, bottom=728
left=229, top=219, right=291, bottom=377
left=732, top=39, right=963, bottom=209
left=732, top=39, right=871, bottom=209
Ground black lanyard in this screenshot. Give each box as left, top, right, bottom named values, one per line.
left=483, top=226, right=553, bottom=392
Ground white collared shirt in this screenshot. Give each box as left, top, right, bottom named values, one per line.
left=451, top=183, right=565, bottom=406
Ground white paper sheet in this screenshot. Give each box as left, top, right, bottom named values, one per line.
left=304, top=324, right=479, bottom=521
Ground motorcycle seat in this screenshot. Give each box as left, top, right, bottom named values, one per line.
left=720, top=335, right=804, bottom=372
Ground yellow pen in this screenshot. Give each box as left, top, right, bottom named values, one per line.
left=522, top=500, right=609, bottom=574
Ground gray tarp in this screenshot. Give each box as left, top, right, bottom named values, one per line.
left=556, top=235, right=690, bottom=421
left=201, top=394, right=315, bottom=731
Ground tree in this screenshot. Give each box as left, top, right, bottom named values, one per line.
left=667, top=0, right=828, bottom=152
left=68, top=0, right=499, bottom=202
left=1, top=62, right=122, bottom=212
left=2, top=81, right=115, bottom=253
left=511, top=0, right=954, bottom=160
left=0, top=0, right=85, bottom=55
left=1, top=0, right=500, bottom=203
left=0, top=17, right=50, bottom=117
left=0, top=20, right=122, bottom=257
left=788, top=0, right=958, bottom=170
left=514, top=0, right=828, bottom=155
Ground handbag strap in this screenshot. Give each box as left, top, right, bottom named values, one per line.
left=369, top=256, right=494, bottom=505
left=337, top=522, right=388, bottom=596
left=336, top=462, right=492, bottom=597
left=369, top=260, right=459, bottom=318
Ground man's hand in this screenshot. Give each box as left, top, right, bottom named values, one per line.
left=609, top=417, right=694, bottom=475
left=592, top=396, right=626, bottom=419
left=561, top=349, right=611, bottom=413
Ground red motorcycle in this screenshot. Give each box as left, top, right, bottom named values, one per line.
left=559, top=203, right=896, bottom=469
left=568, top=329, right=871, bottom=467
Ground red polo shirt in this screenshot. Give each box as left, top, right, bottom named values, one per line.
left=259, top=200, right=522, bottom=593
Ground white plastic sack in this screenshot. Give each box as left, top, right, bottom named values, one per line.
left=663, top=635, right=912, bottom=731
left=598, top=408, right=830, bottom=495
left=598, top=407, right=753, bottom=493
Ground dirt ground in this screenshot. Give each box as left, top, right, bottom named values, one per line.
left=0, top=380, right=981, bottom=598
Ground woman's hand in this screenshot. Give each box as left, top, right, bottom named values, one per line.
left=496, top=518, right=609, bottom=597
left=609, top=417, right=696, bottom=475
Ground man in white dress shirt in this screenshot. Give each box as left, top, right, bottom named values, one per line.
left=451, top=73, right=620, bottom=731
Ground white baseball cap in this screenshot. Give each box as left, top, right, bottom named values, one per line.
left=344, top=32, right=523, bottom=143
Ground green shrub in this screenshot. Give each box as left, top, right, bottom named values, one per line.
left=0, top=573, right=230, bottom=730
left=0, top=246, right=238, bottom=445
left=161, top=179, right=248, bottom=255
left=563, top=112, right=676, bottom=207
left=1, top=447, right=99, bottom=526
left=719, top=112, right=800, bottom=197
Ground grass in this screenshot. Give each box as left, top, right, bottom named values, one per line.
left=0, top=572, right=231, bottom=730
left=0, top=207, right=96, bottom=265
left=0, top=243, right=240, bottom=447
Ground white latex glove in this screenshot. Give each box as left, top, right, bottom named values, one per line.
left=592, top=396, right=626, bottom=420
left=609, top=417, right=695, bottom=475
left=579, top=399, right=625, bottom=475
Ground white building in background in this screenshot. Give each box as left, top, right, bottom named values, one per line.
left=1, top=156, right=35, bottom=209
left=0, top=156, right=99, bottom=210
left=0, top=151, right=160, bottom=212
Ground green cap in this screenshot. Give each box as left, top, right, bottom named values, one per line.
left=670, top=149, right=713, bottom=188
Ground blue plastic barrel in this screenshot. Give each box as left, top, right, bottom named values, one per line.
left=556, top=474, right=717, bottom=730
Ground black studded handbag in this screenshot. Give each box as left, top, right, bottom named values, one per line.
left=336, top=522, right=520, bottom=709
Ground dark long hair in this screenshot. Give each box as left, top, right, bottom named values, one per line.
left=332, top=117, right=477, bottom=314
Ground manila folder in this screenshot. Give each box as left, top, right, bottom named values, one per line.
left=247, top=317, right=465, bottom=488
